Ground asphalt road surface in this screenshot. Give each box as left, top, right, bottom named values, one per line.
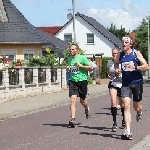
left=0, top=84, right=150, bottom=150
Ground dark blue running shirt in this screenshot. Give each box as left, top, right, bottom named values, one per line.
left=119, top=49, right=143, bottom=86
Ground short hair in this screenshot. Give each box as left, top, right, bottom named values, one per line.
left=70, top=44, right=79, bottom=50
left=111, top=47, right=120, bottom=52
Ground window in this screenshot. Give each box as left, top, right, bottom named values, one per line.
left=23, top=50, right=35, bottom=60
left=1, top=50, right=16, bottom=61
left=23, top=50, right=35, bottom=64
left=87, top=33, right=94, bottom=43
left=64, top=34, right=72, bottom=43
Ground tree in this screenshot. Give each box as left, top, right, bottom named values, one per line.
left=135, top=18, right=149, bottom=60
left=107, top=23, right=129, bottom=40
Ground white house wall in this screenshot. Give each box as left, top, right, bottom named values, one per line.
left=55, top=17, right=116, bottom=57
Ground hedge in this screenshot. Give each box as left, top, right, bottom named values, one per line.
left=100, top=57, right=112, bottom=78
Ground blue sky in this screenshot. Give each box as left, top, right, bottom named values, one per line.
left=11, top=0, right=150, bottom=31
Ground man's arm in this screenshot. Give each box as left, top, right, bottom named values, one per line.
left=136, top=51, right=149, bottom=71
left=125, top=51, right=149, bottom=70
left=75, top=62, right=92, bottom=71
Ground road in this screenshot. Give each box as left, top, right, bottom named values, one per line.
left=0, top=84, right=150, bottom=150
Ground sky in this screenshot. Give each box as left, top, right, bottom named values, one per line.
left=11, top=0, right=150, bottom=32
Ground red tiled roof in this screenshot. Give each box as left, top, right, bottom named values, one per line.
left=37, top=26, right=62, bottom=35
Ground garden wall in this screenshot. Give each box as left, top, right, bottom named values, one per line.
left=0, top=66, right=67, bottom=103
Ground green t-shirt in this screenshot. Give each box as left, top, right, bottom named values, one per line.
left=68, top=55, right=90, bottom=82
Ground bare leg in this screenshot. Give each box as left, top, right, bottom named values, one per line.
left=133, top=101, right=142, bottom=112
left=70, top=95, right=77, bottom=118
left=80, top=98, right=88, bottom=109
left=133, top=101, right=142, bottom=122
left=80, top=98, right=90, bottom=119
left=109, top=88, right=117, bottom=107
left=123, top=97, right=131, bottom=131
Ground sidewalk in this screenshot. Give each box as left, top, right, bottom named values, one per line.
left=0, top=81, right=109, bottom=120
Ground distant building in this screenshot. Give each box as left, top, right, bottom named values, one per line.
left=54, top=12, right=122, bottom=57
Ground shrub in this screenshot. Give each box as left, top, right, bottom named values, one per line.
left=100, top=57, right=112, bottom=78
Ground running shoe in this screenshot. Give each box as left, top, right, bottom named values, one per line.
left=85, top=108, right=91, bottom=119
left=120, top=120, right=126, bottom=129
left=121, top=130, right=132, bottom=140
left=69, top=119, right=75, bottom=128
left=112, top=123, right=117, bottom=132
left=136, top=111, right=142, bottom=122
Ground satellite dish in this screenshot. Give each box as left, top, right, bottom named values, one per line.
left=67, top=13, right=73, bottom=20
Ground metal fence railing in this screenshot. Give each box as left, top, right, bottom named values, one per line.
left=0, top=67, right=64, bottom=88
left=8, top=68, right=19, bottom=85
left=38, top=68, right=46, bottom=83
left=51, top=68, right=57, bottom=82
left=0, top=70, right=2, bottom=85
left=24, top=68, right=33, bottom=84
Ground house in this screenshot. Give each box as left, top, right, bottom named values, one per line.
left=54, top=12, right=122, bottom=57
left=0, top=0, right=68, bottom=62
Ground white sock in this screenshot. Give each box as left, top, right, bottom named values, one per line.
left=138, top=111, right=142, bottom=115
left=126, top=129, right=130, bottom=133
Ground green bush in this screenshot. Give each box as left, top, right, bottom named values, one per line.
left=27, top=49, right=58, bottom=67
left=88, top=76, right=93, bottom=84
left=100, top=57, right=112, bottom=78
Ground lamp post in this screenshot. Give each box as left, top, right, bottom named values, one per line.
left=72, top=0, right=76, bottom=43
left=148, top=11, right=150, bottom=78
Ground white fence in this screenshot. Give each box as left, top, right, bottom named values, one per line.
left=0, top=66, right=67, bottom=103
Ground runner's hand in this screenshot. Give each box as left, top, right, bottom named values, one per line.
left=116, top=68, right=122, bottom=75
left=108, top=74, right=111, bottom=79
left=125, top=63, right=135, bottom=69
left=66, top=66, right=70, bottom=70
left=75, top=62, right=83, bottom=67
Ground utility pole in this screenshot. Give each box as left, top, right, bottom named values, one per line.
left=148, top=11, right=150, bottom=78
left=72, top=0, right=76, bottom=43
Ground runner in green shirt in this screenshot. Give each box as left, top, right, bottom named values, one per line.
left=66, top=44, right=92, bottom=128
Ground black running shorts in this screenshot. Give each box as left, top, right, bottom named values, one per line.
left=121, top=80, right=143, bottom=102
left=108, top=81, right=121, bottom=97
left=69, top=80, right=88, bottom=100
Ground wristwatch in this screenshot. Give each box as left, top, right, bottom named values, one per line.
left=135, top=65, right=138, bottom=70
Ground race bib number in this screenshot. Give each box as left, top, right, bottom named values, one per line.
left=70, top=66, right=79, bottom=73
left=122, top=61, right=134, bottom=71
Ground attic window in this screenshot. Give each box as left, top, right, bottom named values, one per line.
left=0, top=0, right=8, bottom=22
left=87, top=33, right=94, bottom=43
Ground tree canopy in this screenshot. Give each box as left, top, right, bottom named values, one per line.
left=135, top=18, right=149, bottom=60
left=107, top=23, right=129, bottom=40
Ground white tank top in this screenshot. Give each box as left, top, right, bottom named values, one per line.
left=107, top=60, right=122, bottom=87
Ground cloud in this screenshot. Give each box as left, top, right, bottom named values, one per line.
left=32, top=0, right=41, bottom=8
left=87, top=8, right=134, bottom=31
left=77, top=0, right=146, bottom=31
